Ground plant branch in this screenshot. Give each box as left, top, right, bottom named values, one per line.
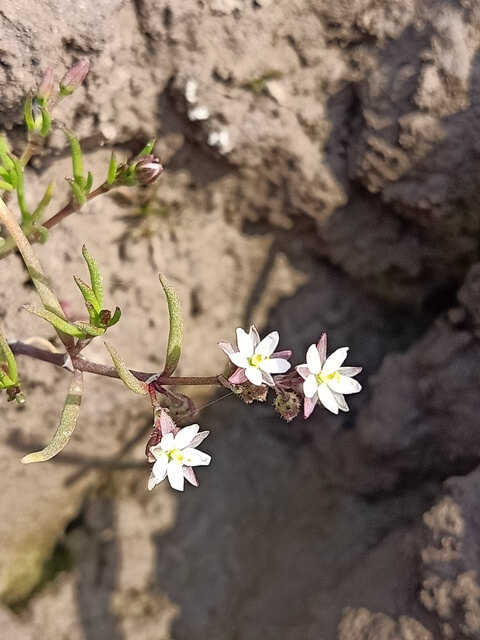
left=9, top=340, right=222, bottom=387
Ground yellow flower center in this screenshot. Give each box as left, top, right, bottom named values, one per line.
left=316, top=370, right=341, bottom=385
left=168, top=449, right=185, bottom=464
left=249, top=353, right=267, bottom=368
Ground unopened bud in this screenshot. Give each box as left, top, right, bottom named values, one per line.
left=98, top=309, right=111, bottom=326
left=59, top=57, right=90, bottom=96
left=6, top=384, right=25, bottom=405
left=133, top=155, right=163, bottom=185
left=273, top=391, right=300, bottom=422
left=37, top=66, right=55, bottom=103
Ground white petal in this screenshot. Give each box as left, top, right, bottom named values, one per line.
left=236, top=328, right=254, bottom=357
left=261, top=371, right=275, bottom=387
left=228, top=351, right=249, bottom=368
left=296, top=364, right=311, bottom=380
left=159, top=433, right=175, bottom=451
left=323, top=347, right=349, bottom=374
left=255, top=331, right=279, bottom=357
left=331, top=390, right=349, bottom=412
left=173, top=424, right=199, bottom=449
left=152, top=456, right=168, bottom=481
left=260, top=358, right=291, bottom=373
left=245, top=366, right=264, bottom=386
left=148, top=472, right=160, bottom=491
left=317, top=384, right=339, bottom=414
left=303, top=374, right=318, bottom=398
left=167, top=462, right=185, bottom=491
left=218, top=340, right=237, bottom=356
left=328, top=375, right=362, bottom=395
left=249, top=325, right=260, bottom=348
left=306, top=344, right=321, bottom=374
left=182, top=447, right=211, bottom=466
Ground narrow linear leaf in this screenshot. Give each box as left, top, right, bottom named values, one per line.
left=32, top=180, right=54, bottom=222
left=72, top=321, right=105, bottom=337
left=64, top=129, right=84, bottom=186
left=23, top=304, right=85, bottom=338
left=67, top=178, right=86, bottom=206
left=159, top=274, right=183, bottom=376
left=138, top=138, right=156, bottom=158
left=24, top=94, right=35, bottom=131
left=21, top=370, right=83, bottom=463
left=107, top=152, right=117, bottom=185
left=85, top=171, right=93, bottom=193
left=104, top=341, right=148, bottom=395
left=0, top=327, right=18, bottom=383
left=81, top=245, right=103, bottom=308
left=73, top=275, right=101, bottom=313
left=12, top=156, right=30, bottom=223
left=40, top=105, right=52, bottom=137
left=107, top=306, right=122, bottom=327
left=0, top=180, right=13, bottom=191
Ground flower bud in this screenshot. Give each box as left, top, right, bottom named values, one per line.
left=37, top=66, right=55, bottom=103
left=273, top=391, right=300, bottom=422
left=133, top=155, right=163, bottom=185
left=59, top=57, right=90, bottom=96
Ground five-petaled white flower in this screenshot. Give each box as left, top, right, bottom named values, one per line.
left=218, top=325, right=291, bottom=387
left=148, top=423, right=211, bottom=492
left=296, top=334, right=362, bottom=417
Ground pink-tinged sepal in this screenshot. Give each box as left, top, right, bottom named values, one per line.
left=304, top=395, right=317, bottom=419
left=218, top=340, right=238, bottom=355
left=272, top=350, right=292, bottom=360
left=317, top=333, right=327, bottom=365
left=183, top=466, right=199, bottom=487
left=228, top=367, right=248, bottom=384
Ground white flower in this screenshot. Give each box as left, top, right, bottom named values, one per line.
left=296, top=334, right=362, bottom=417
left=148, top=423, right=211, bottom=492
left=219, top=325, right=291, bottom=387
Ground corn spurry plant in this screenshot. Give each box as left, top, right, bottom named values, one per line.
left=0, top=59, right=363, bottom=493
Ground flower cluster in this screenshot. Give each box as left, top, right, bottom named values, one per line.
left=147, top=327, right=361, bottom=492
left=219, top=326, right=362, bottom=420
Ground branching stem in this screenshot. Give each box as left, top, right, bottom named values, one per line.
left=9, top=340, right=222, bottom=387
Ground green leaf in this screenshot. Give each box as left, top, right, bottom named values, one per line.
left=35, top=226, right=49, bottom=244
left=21, top=370, right=83, bottom=463
left=24, top=94, right=35, bottom=132
left=73, top=275, right=101, bottom=314
left=32, top=180, right=54, bottom=222
left=64, top=129, right=84, bottom=187
left=107, top=306, right=122, bottom=327
left=23, top=304, right=85, bottom=338
left=138, top=138, right=156, bottom=158
left=106, top=152, right=117, bottom=185
left=81, top=245, right=103, bottom=308
left=39, top=105, right=52, bottom=137
left=104, top=341, right=148, bottom=395
left=12, top=156, right=30, bottom=223
left=0, top=180, right=14, bottom=191
left=85, top=171, right=93, bottom=194
left=0, top=327, right=18, bottom=383
left=67, top=178, right=87, bottom=206
left=159, top=274, right=183, bottom=376
left=72, top=321, right=105, bottom=337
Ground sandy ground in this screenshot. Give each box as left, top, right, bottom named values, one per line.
left=2, top=0, right=480, bottom=638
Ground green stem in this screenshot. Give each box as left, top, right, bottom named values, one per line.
left=0, top=198, right=73, bottom=348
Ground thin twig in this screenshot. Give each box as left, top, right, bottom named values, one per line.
left=9, top=340, right=222, bottom=387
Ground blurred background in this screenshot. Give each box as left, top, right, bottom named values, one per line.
left=1, top=0, right=480, bottom=638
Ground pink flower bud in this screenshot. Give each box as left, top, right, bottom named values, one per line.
left=37, top=66, right=55, bottom=102
left=134, top=155, right=164, bottom=185
left=59, top=57, right=90, bottom=96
